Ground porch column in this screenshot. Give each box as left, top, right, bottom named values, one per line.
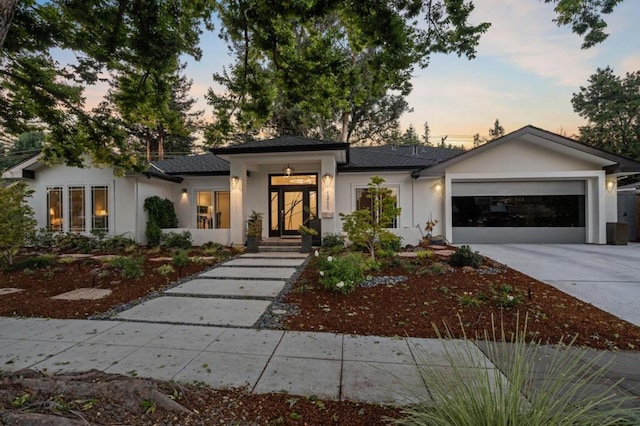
left=320, top=157, right=337, bottom=236
left=229, top=161, right=247, bottom=246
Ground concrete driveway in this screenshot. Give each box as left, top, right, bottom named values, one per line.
left=470, top=244, right=640, bottom=327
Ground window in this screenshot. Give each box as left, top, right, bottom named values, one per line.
left=47, top=187, right=63, bottom=231
left=196, top=190, right=230, bottom=229
left=69, top=186, right=86, bottom=232
left=452, top=195, right=586, bottom=227
left=355, top=186, right=398, bottom=228
left=91, top=186, right=109, bottom=231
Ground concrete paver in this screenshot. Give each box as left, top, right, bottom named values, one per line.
left=199, top=266, right=297, bottom=280
left=241, top=252, right=308, bottom=258
left=85, top=322, right=173, bottom=346
left=0, top=340, right=77, bottom=370
left=342, top=335, right=412, bottom=364
left=273, top=331, right=343, bottom=360
left=24, top=319, right=118, bottom=343
left=341, top=361, right=428, bottom=404
left=175, top=351, right=270, bottom=389
left=144, top=325, right=227, bottom=350
left=35, top=343, right=138, bottom=374
left=166, top=278, right=285, bottom=298
left=205, top=328, right=284, bottom=356
left=51, top=288, right=112, bottom=300
left=253, top=356, right=342, bottom=399
left=105, top=347, right=200, bottom=381
left=470, top=243, right=640, bottom=326
left=114, top=297, right=272, bottom=327
left=224, top=257, right=306, bottom=267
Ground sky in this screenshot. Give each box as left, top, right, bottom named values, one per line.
left=83, top=0, right=640, bottom=149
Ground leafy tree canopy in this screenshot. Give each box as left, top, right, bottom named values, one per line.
left=572, top=66, right=640, bottom=159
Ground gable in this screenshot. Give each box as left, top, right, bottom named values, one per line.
left=446, top=137, right=601, bottom=174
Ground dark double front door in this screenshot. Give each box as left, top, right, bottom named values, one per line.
left=269, top=175, right=318, bottom=238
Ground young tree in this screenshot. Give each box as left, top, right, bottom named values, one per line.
left=472, top=133, right=484, bottom=148
left=488, top=119, right=505, bottom=140
left=572, top=67, right=640, bottom=159
left=422, top=121, right=432, bottom=146
left=0, top=182, right=36, bottom=267
left=340, top=176, right=401, bottom=262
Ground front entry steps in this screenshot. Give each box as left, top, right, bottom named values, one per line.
left=258, top=237, right=302, bottom=253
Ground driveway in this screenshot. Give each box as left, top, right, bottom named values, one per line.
left=470, top=244, right=640, bottom=327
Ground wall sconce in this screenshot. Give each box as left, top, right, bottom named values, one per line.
left=606, top=180, right=615, bottom=193
left=229, top=175, right=240, bottom=189
left=322, top=173, right=334, bottom=186
left=283, top=164, right=294, bottom=177
left=434, top=182, right=443, bottom=192
left=182, top=188, right=188, bottom=194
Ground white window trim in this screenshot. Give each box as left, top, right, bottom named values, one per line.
left=193, top=187, right=231, bottom=230
left=45, top=184, right=112, bottom=234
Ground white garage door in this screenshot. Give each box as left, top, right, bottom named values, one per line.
left=451, top=181, right=586, bottom=243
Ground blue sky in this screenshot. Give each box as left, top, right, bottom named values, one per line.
left=83, top=0, right=640, bottom=149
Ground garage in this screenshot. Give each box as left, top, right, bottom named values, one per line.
left=451, top=180, right=586, bottom=243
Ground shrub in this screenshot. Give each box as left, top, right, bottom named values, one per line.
left=0, top=181, right=36, bottom=267
left=161, top=231, right=193, bottom=250
left=415, top=249, right=434, bottom=260
left=457, top=291, right=484, bottom=308
left=26, top=228, right=57, bottom=248
left=491, top=284, right=525, bottom=308
left=316, top=252, right=365, bottom=294
left=379, top=231, right=402, bottom=253
left=396, top=315, right=640, bottom=426
left=321, top=233, right=345, bottom=249
left=449, top=245, right=483, bottom=268
left=200, top=241, right=225, bottom=252
left=172, top=250, right=191, bottom=271
left=99, top=234, right=138, bottom=253
left=110, top=256, right=144, bottom=280
left=14, top=254, right=57, bottom=271
left=155, top=264, right=175, bottom=276
left=144, top=196, right=178, bottom=246
left=54, top=233, right=98, bottom=253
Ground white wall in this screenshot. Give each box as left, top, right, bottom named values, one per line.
left=334, top=172, right=442, bottom=246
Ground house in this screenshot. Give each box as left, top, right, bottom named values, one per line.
left=4, top=125, right=640, bottom=246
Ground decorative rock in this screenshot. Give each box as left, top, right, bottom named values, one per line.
left=462, top=266, right=475, bottom=273
left=272, top=309, right=287, bottom=315
left=149, top=257, right=173, bottom=262
left=434, top=250, right=455, bottom=257
left=0, top=288, right=24, bottom=296
left=52, top=288, right=112, bottom=300
left=398, top=252, right=417, bottom=258
left=428, top=245, right=448, bottom=250
left=92, top=255, right=117, bottom=261
left=359, top=276, right=408, bottom=288
left=59, top=253, right=93, bottom=258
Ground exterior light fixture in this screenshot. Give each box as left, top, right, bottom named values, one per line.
left=229, top=175, right=240, bottom=189
left=182, top=188, right=188, bottom=194
left=434, top=182, right=443, bottom=192
left=606, top=180, right=615, bottom=193
left=283, top=164, right=294, bottom=177
left=322, top=173, right=334, bottom=186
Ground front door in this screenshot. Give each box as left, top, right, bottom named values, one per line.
left=269, top=174, right=318, bottom=238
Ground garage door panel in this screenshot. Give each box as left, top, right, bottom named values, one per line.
left=452, top=181, right=585, bottom=196
left=453, top=227, right=586, bottom=244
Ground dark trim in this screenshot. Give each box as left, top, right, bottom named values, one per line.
left=22, top=169, right=35, bottom=179
left=338, top=165, right=423, bottom=173
left=164, top=171, right=230, bottom=177
left=144, top=170, right=183, bottom=183
left=212, top=143, right=349, bottom=156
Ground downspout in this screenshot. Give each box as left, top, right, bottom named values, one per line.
left=135, top=178, right=139, bottom=243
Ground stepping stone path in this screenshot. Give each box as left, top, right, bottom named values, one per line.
left=52, top=288, right=112, bottom=300
left=0, top=288, right=24, bottom=296
left=114, top=252, right=308, bottom=327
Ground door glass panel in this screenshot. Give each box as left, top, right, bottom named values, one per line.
left=271, top=175, right=317, bottom=186
left=270, top=191, right=279, bottom=232
left=309, top=190, right=317, bottom=220
left=284, top=191, right=303, bottom=232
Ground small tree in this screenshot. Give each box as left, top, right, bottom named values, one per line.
left=340, top=176, right=401, bottom=262
left=143, top=196, right=178, bottom=246
left=0, top=182, right=36, bottom=267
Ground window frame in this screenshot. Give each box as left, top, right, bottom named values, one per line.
left=194, top=188, right=231, bottom=230
left=352, top=184, right=400, bottom=229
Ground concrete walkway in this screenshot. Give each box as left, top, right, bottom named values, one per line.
left=114, top=252, right=307, bottom=327
left=470, top=243, right=640, bottom=327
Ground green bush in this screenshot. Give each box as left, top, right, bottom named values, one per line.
left=110, top=256, right=144, bottom=280
left=200, top=241, right=225, bottom=252
left=144, top=196, right=178, bottom=246
left=316, top=252, right=365, bottom=294
left=396, top=316, right=640, bottom=426
left=491, top=284, right=524, bottom=308
left=14, top=254, right=57, bottom=271
left=99, top=234, right=137, bottom=253
left=379, top=231, right=402, bottom=253
left=161, top=231, right=192, bottom=250
left=146, top=222, right=162, bottom=247
left=321, top=233, right=346, bottom=249
left=155, top=264, right=175, bottom=276
left=172, top=250, right=191, bottom=270
left=449, top=245, right=483, bottom=268
left=26, top=228, right=57, bottom=248
left=54, top=232, right=98, bottom=253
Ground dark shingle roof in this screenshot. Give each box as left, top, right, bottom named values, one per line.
left=152, top=153, right=229, bottom=175
left=341, top=145, right=464, bottom=171
left=212, top=136, right=348, bottom=155
left=150, top=143, right=463, bottom=175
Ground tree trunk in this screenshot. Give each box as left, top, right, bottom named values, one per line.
left=340, top=111, right=349, bottom=142
left=0, top=0, right=18, bottom=51
left=146, top=129, right=152, bottom=161
left=158, top=123, right=165, bottom=160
